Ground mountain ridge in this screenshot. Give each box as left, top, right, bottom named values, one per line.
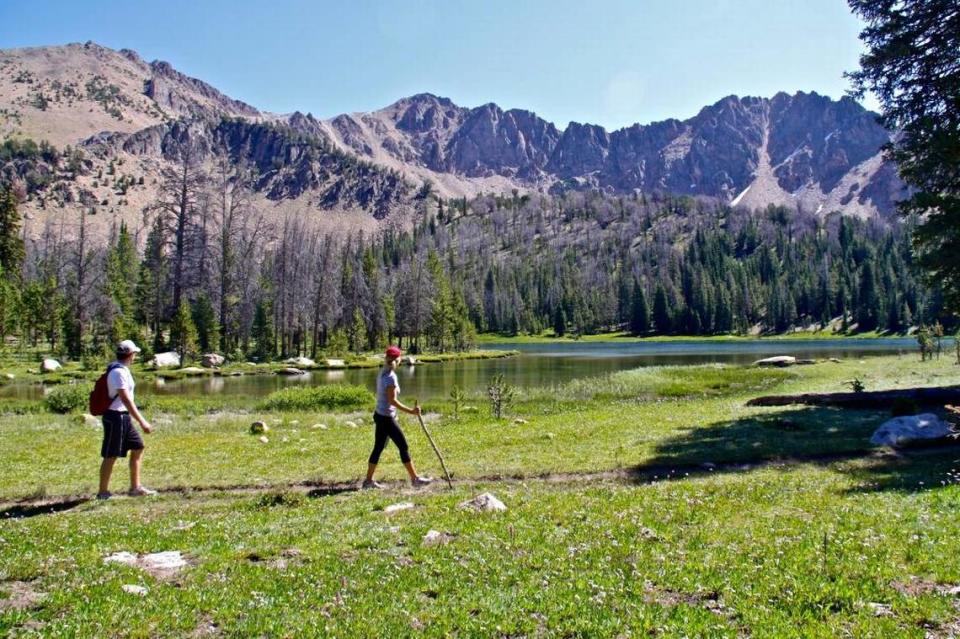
left=0, top=41, right=906, bottom=239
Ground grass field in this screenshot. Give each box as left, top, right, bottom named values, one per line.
left=2, top=354, right=959, bottom=636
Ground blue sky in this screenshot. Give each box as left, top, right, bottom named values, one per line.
left=0, top=0, right=874, bottom=129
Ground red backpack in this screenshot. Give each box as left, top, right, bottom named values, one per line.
left=89, top=363, right=124, bottom=416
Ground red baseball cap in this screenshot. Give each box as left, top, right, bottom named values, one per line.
left=385, top=346, right=403, bottom=360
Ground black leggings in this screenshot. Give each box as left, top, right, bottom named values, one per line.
left=369, top=412, right=411, bottom=464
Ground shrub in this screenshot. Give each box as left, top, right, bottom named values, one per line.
left=487, top=374, right=515, bottom=419
left=253, top=490, right=306, bottom=509
left=45, top=384, right=89, bottom=414
left=259, top=385, right=372, bottom=412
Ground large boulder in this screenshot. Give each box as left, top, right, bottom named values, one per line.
left=324, top=359, right=345, bottom=368
left=870, top=413, right=955, bottom=448
left=201, top=353, right=225, bottom=368
left=277, top=367, right=305, bottom=376
left=40, top=358, right=62, bottom=373
left=285, top=356, right=316, bottom=368
left=151, top=352, right=181, bottom=368
left=754, top=356, right=797, bottom=367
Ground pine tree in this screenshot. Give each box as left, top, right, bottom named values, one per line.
left=0, top=188, right=24, bottom=280
left=251, top=301, right=274, bottom=361
left=552, top=305, right=567, bottom=337
left=653, top=284, right=672, bottom=334
left=191, top=294, right=219, bottom=353
left=169, top=300, right=199, bottom=363
left=135, top=217, right=168, bottom=351
left=848, top=0, right=960, bottom=311
left=104, top=222, right=138, bottom=346
left=629, top=282, right=650, bottom=335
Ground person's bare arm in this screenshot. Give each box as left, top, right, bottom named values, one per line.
left=118, top=389, right=152, bottom=433
left=387, top=385, right=421, bottom=416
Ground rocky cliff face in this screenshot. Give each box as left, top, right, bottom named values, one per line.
left=324, top=91, right=902, bottom=216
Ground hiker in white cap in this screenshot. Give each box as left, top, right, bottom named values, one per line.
left=94, top=340, right=156, bottom=499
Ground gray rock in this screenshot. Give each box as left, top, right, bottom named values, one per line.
left=422, top=530, right=455, bottom=546
left=201, top=353, right=225, bottom=368
left=277, top=367, right=304, bottom=375
left=870, top=413, right=955, bottom=448
left=40, top=358, right=61, bottom=373
left=458, top=492, right=507, bottom=512
left=285, top=356, right=316, bottom=367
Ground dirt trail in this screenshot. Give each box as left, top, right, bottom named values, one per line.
left=3, top=444, right=959, bottom=517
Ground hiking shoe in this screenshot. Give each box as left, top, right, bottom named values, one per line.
left=128, top=486, right=157, bottom=497
left=96, top=492, right=112, bottom=501
left=361, top=479, right=385, bottom=490
left=411, top=476, right=434, bottom=488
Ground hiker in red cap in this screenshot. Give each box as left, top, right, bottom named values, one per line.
left=363, top=345, right=433, bottom=489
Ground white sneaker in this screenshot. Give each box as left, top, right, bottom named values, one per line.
left=361, top=479, right=385, bottom=490
left=411, top=476, right=434, bottom=488
left=128, top=486, right=157, bottom=497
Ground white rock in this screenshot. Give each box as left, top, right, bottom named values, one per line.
left=259, top=436, right=269, bottom=444
left=4, top=373, right=14, bottom=380
left=753, top=356, right=797, bottom=367
left=345, top=421, right=358, bottom=428
left=201, top=353, right=225, bottom=368
left=40, top=358, right=61, bottom=373
left=325, top=359, right=346, bottom=368
left=122, top=584, right=148, bottom=596
left=179, top=367, right=205, bottom=375
left=404, top=356, right=417, bottom=365
left=383, top=502, right=415, bottom=514
left=422, top=530, right=454, bottom=546
left=458, top=492, right=507, bottom=512
left=870, top=413, right=955, bottom=447
left=514, top=418, right=529, bottom=425
left=285, top=356, right=316, bottom=367
left=311, top=423, right=328, bottom=430
left=151, top=352, right=181, bottom=368
left=104, top=551, right=138, bottom=566
left=83, top=413, right=100, bottom=428
left=140, top=551, right=187, bottom=572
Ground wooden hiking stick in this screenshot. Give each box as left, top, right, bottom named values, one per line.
left=415, top=402, right=453, bottom=488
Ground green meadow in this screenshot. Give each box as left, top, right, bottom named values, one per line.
left=1, top=353, right=959, bottom=636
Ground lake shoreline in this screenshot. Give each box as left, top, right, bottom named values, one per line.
left=477, top=329, right=918, bottom=344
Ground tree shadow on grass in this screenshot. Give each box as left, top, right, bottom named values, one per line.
left=0, top=497, right=87, bottom=519
left=630, top=405, right=960, bottom=494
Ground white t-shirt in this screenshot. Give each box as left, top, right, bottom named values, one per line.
left=106, top=363, right=135, bottom=412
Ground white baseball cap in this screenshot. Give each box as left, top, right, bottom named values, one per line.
left=117, top=340, right=142, bottom=356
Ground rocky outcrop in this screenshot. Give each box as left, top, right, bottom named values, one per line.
left=145, top=60, right=260, bottom=120
left=326, top=91, right=901, bottom=216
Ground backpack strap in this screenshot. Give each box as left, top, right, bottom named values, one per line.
left=105, top=362, right=125, bottom=402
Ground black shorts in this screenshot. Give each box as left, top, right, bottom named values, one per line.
left=101, top=411, right=144, bottom=458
